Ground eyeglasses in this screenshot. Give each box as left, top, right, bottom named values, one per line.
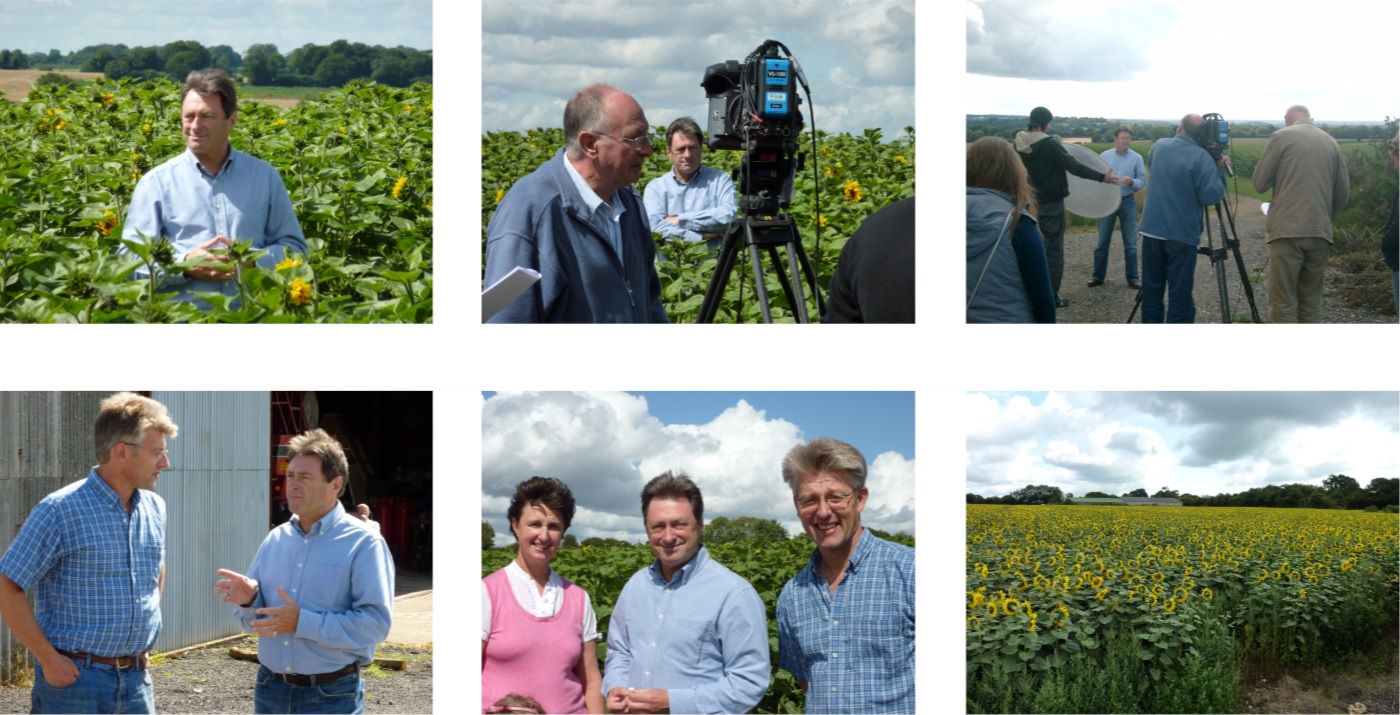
left=796, top=491, right=856, bottom=513
left=600, top=131, right=655, bottom=152
left=123, top=442, right=169, bottom=459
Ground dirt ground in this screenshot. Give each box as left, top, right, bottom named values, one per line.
left=1053, top=195, right=1394, bottom=324
left=0, top=69, right=104, bottom=100
left=0, top=636, right=432, bottom=714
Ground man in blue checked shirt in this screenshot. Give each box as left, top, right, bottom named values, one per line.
left=214, top=429, right=394, bottom=714
left=121, top=67, right=306, bottom=311
left=603, top=472, right=769, bottom=714
left=776, top=438, right=915, bottom=714
left=0, top=392, right=179, bottom=714
left=643, top=117, right=738, bottom=254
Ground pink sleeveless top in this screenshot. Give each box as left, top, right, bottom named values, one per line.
left=481, top=568, right=588, bottom=714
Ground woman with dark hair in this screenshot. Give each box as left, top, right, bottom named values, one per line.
left=966, top=136, right=1057, bottom=323
left=482, top=477, right=602, bottom=714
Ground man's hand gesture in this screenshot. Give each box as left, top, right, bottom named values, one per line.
left=214, top=568, right=259, bottom=606
left=251, top=586, right=301, bottom=639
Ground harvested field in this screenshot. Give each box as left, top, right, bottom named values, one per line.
left=0, top=69, right=103, bottom=100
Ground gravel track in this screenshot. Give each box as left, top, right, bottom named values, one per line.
left=0, top=636, right=432, bottom=714
left=1053, top=195, right=1393, bottom=324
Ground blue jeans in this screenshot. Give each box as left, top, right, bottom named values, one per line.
left=32, top=657, right=154, bottom=714
left=255, top=665, right=363, bottom=714
left=1140, top=236, right=1197, bottom=323
left=1094, top=194, right=1139, bottom=282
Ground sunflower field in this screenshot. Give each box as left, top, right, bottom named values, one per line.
left=481, top=127, right=914, bottom=322
left=0, top=76, right=432, bottom=322
left=966, top=505, right=1399, bottom=713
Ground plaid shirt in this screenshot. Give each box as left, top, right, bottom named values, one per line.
left=777, top=529, right=915, bottom=714
left=0, top=469, right=165, bottom=657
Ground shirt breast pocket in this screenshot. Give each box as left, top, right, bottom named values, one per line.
left=304, top=564, right=352, bottom=609
left=663, top=617, right=717, bottom=670
left=854, top=604, right=910, bottom=673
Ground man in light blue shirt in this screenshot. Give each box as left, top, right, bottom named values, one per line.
left=214, top=429, right=394, bottom=714
left=1090, top=126, right=1147, bottom=289
left=121, top=68, right=306, bottom=310
left=603, top=472, right=769, bottom=714
left=643, top=117, right=737, bottom=254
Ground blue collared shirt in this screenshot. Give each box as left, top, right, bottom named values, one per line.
left=562, top=152, right=629, bottom=269
left=603, top=545, right=770, bottom=714
left=235, top=502, right=394, bottom=674
left=642, top=166, right=737, bottom=244
left=0, top=469, right=164, bottom=657
left=121, top=148, right=307, bottom=308
left=777, top=529, right=916, bottom=714
left=1100, top=147, right=1147, bottom=198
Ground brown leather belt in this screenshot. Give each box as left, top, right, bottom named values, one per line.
left=57, top=649, right=146, bottom=669
left=265, top=662, right=358, bottom=686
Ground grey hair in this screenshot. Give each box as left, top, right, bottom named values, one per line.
left=564, top=84, right=619, bottom=158
left=781, top=437, right=868, bottom=492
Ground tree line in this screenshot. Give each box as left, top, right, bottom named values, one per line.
left=966, top=114, right=1394, bottom=144
left=5, top=39, right=431, bottom=88
left=481, top=514, right=915, bottom=549
left=968, top=475, right=1400, bottom=511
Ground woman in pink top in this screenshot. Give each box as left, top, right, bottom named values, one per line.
left=482, top=477, right=603, bottom=714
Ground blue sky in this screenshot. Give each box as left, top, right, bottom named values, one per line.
left=481, top=391, right=916, bottom=544
left=967, top=0, right=1393, bottom=122
left=481, top=0, right=915, bottom=138
left=966, top=391, right=1400, bottom=498
left=634, top=391, right=914, bottom=458
left=5, top=0, right=432, bottom=55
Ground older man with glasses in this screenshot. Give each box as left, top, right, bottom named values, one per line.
left=776, top=438, right=916, bottom=714
left=0, top=393, right=178, bottom=714
left=484, top=83, right=670, bottom=323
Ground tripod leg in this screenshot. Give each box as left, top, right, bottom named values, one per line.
left=1218, top=202, right=1261, bottom=323
left=784, top=243, right=811, bottom=324
left=748, top=241, right=773, bottom=323
left=793, top=239, right=823, bottom=320
left=764, top=245, right=805, bottom=323
left=698, top=222, right=742, bottom=323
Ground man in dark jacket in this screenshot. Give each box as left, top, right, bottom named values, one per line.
left=1015, top=106, right=1117, bottom=308
left=484, top=84, right=669, bottom=323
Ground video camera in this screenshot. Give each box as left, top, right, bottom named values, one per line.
left=1199, top=112, right=1230, bottom=163
left=701, top=40, right=806, bottom=215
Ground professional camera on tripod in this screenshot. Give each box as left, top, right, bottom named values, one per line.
left=1129, top=112, right=1262, bottom=323
left=695, top=40, right=823, bottom=323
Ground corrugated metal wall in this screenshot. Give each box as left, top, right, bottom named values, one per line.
left=0, top=392, right=109, bottom=682
left=0, top=391, right=269, bottom=682
left=152, top=391, right=270, bottom=653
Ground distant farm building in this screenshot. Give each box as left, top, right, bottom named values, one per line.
left=1068, top=497, right=1183, bottom=507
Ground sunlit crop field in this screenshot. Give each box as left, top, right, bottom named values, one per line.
left=966, top=505, right=1399, bottom=713
left=0, top=77, right=431, bottom=322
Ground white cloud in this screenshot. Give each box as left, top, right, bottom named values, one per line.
left=482, top=392, right=917, bottom=544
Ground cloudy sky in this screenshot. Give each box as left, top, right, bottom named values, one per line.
left=482, top=0, right=915, bottom=138
left=967, top=0, right=1392, bottom=122
left=6, top=0, right=432, bottom=55
left=481, top=391, right=915, bottom=545
left=966, top=392, right=1400, bottom=498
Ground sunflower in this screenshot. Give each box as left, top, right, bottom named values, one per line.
left=842, top=179, right=863, bottom=204
left=1202, top=588, right=1214, bottom=601
left=392, top=175, right=408, bottom=200
left=288, top=278, right=313, bottom=306
left=276, top=256, right=303, bottom=271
